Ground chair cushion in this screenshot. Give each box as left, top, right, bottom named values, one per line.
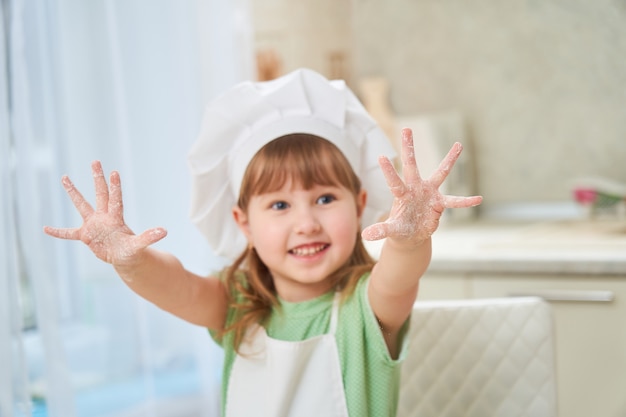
left=398, top=297, right=558, bottom=417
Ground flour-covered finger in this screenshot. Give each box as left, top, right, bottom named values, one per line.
left=430, top=142, right=463, bottom=188
left=109, top=171, right=125, bottom=219
left=399, top=128, right=420, bottom=184
left=135, top=227, right=168, bottom=248
left=62, top=175, right=94, bottom=219
left=443, top=194, right=483, bottom=209
left=378, top=155, right=406, bottom=197
left=43, top=226, right=81, bottom=240
left=361, top=222, right=391, bottom=241
left=92, top=161, right=110, bottom=213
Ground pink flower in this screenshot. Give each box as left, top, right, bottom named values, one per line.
left=573, top=188, right=597, bottom=204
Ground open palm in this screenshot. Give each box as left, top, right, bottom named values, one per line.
left=362, top=128, right=482, bottom=245
left=44, top=161, right=166, bottom=266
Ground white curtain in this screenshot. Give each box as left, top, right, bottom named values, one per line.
left=0, top=1, right=253, bottom=416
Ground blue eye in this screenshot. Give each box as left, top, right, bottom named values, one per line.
left=317, top=194, right=335, bottom=205
left=271, top=201, right=289, bottom=210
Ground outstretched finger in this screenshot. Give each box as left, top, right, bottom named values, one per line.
left=430, top=142, right=463, bottom=188
left=361, top=221, right=391, bottom=242
left=378, top=155, right=406, bottom=198
left=92, top=161, right=110, bottom=213
left=62, top=175, right=94, bottom=219
left=443, top=194, right=483, bottom=209
left=135, top=227, right=168, bottom=248
left=399, top=128, right=421, bottom=184
left=43, top=226, right=81, bottom=240
left=108, top=171, right=124, bottom=219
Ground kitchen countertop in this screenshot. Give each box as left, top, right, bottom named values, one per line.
left=364, top=218, right=626, bottom=276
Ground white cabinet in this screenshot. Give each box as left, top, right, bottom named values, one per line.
left=418, top=271, right=626, bottom=417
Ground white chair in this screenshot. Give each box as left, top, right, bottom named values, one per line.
left=398, top=297, right=558, bottom=417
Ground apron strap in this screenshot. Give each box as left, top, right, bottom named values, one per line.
left=329, top=292, right=341, bottom=335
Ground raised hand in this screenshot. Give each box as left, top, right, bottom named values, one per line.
left=362, top=128, right=482, bottom=245
left=44, top=161, right=167, bottom=267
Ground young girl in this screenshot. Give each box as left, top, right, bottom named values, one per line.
left=44, top=69, right=482, bottom=417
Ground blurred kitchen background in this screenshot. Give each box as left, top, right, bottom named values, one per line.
left=254, top=0, right=626, bottom=216
left=1, top=0, right=624, bottom=417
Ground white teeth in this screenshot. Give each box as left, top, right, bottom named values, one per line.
left=290, top=244, right=327, bottom=256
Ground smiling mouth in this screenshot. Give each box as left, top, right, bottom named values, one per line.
left=289, top=244, right=329, bottom=257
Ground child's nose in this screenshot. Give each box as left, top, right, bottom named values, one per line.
left=294, top=209, right=321, bottom=235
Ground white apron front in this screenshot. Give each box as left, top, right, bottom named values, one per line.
left=225, top=293, right=349, bottom=417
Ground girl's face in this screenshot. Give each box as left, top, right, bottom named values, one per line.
left=233, top=181, right=367, bottom=302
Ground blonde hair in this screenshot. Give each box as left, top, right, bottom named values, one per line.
left=222, top=134, right=375, bottom=351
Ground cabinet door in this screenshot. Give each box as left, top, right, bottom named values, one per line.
left=471, top=274, right=626, bottom=417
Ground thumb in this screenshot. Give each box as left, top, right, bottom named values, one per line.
left=361, top=222, right=390, bottom=241
left=135, top=227, right=168, bottom=249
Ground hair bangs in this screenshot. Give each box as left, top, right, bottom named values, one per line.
left=238, top=134, right=361, bottom=209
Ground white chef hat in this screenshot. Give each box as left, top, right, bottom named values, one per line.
left=188, top=68, right=396, bottom=260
